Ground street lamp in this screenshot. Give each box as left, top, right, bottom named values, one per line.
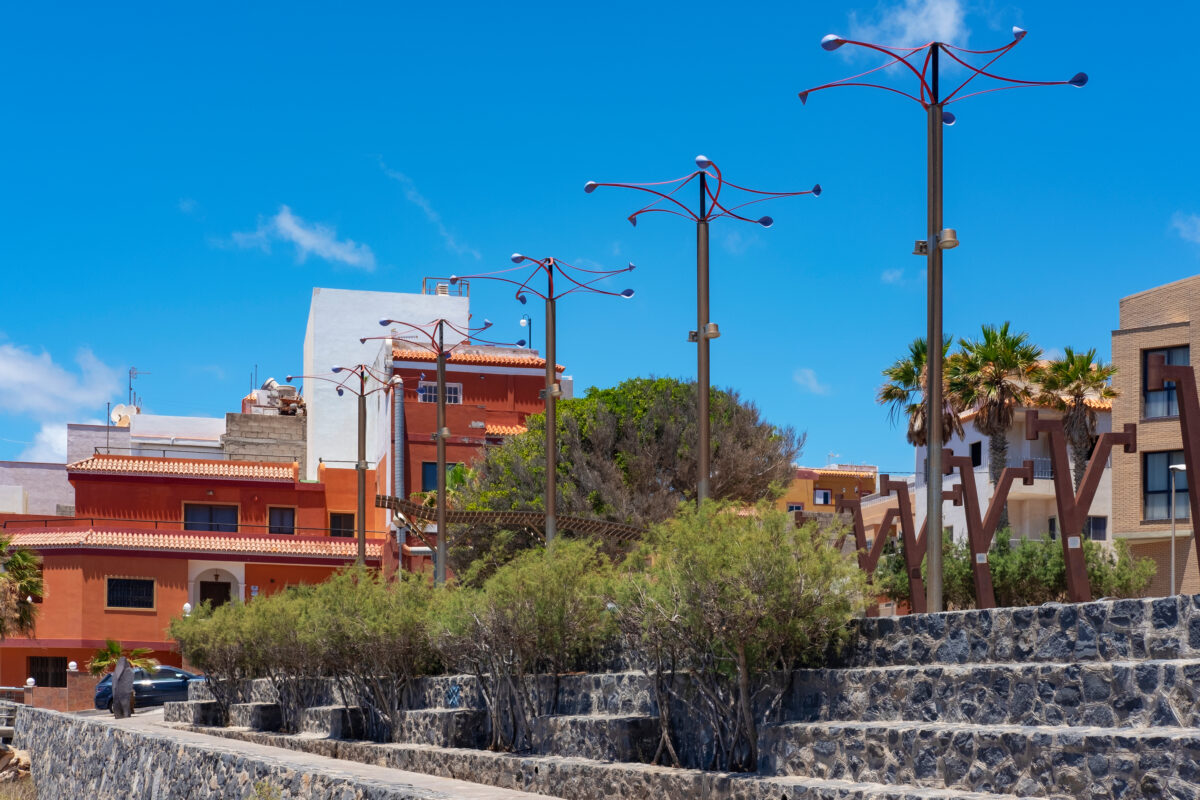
left=586, top=157, right=819, bottom=502
left=519, top=314, right=533, bottom=351
left=450, top=257, right=635, bottom=544
left=802, top=28, right=1087, bottom=612
left=1170, top=463, right=1187, bottom=595
left=286, top=366, right=402, bottom=566
left=372, top=318, right=509, bottom=584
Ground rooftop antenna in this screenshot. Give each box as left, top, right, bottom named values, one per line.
left=128, top=367, right=150, bottom=407
left=827, top=451, right=840, bottom=465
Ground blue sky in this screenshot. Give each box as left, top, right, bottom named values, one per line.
left=2, top=0, right=1199, bottom=473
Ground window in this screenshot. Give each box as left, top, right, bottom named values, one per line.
left=422, top=462, right=438, bottom=492
left=183, top=504, right=238, bottom=533
left=28, top=657, right=67, bottom=688
left=107, top=578, right=155, bottom=609
left=1144, top=450, right=1188, bottom=521
left=1087, top=516, right=1108, bottom=541
left=1144, top=346, right=1189, bottom=419
left=813, top=489, right=833, bottom=506
left=786, top=503, right=805, bottom=513
left=970, top=441, right=983, bottom=468
left=329, top=513, right=355, bottom=537
left=418, top=381, right=463, bottom=405
left=268, top=507, right=296, bottom=535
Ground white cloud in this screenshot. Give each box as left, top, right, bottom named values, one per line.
left=0, top=344, right=121, bottom=421
left=722, top=230, right=761, bottom=256
left=19, top=423, right=69, bottom=462
left=850, top=0, right=969, bottom=47
left=794, top=368, right=831, bottom=395
left=1172, top=212, right=1200, bottom=245
left=178, top=197, right=198, bottom=214
left=232, top=206, right=376, bottom=269
left=882, top=268, right=905, bottom=284
left=378, top=161, right=482, bottom=260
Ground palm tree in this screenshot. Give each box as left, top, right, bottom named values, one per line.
left=0, top=534, right=43, bottom=640
left=87, top=639, right=160, bottom=676
left=949, top=322, right=1043, bottom=532
left=1037, top=347, right=1118, bottom=495
left=878, top=337, right=964, bottom=455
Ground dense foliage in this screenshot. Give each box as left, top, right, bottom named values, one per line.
left=0, top=535, right=42, bottom=641
left=875, top=531, right=1155, bottom=610
left=454, top=377, right=803, bottom=573
left=170, top=503, right=864, bottom=770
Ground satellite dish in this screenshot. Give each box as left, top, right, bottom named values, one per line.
left=110, top=404, right=132, bottom=424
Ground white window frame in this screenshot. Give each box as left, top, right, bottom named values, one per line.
left=418, top=381, right=463, bottom=405
left=813, top=489, right=833, bottom=505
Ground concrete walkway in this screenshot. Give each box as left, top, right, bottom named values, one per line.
left=105, top=708, right=559, bottom=800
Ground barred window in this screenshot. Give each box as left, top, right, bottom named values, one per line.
left=107, top=578, right=155, bottom=609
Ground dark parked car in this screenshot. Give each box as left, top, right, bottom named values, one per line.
left=94, top=666, right=199, bottom=711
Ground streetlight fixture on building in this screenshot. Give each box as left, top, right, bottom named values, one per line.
left=801, top=27, right=1087, bottom=612
left=449, top=257, right=635, bottom=543
left=586, top=157, right=819, bottom=503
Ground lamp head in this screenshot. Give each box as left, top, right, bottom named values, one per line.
left=517, top=293, right=528, bottom=305
left=821, top=34, right=846, bottom=51
left=285, top=376, right=294, bottom=383
left=1068, top=72, right=1088, bottom=88
left=938, top=228, right=959, bottom=249
left=757, top=216, right=774, bottom=228
left=336, top=388, right=345, bottom=396
left=812, top=183, right=822, bottom=197
left=798, top=90, right=810, bottom=105
left=449, top=275, right=458, bottom=284
left=331, top=366, right=344, bottom=373
left=584, top=181, right=598, bottom=193
left=620, top=289, right=635, bottom=298
left=1012, top=26, right=1027, bottom=41
left=511, top=252, right=525, bottom=264
left=359, top=337, right=367, bottom=344
left=378, top=318, right=391, bottom=326
left=627, top=261, right=636, bottom=271
left=627, top=215, right=637, bottom=227
left=481, top=318, right=492, bottom=328
left=695, top=155, right=713, bottom=169
left=943, top=111, right=956, bottom=126
left=519, top=317, right=528, bottom=327
left=517, top=339, right=526, bottom=347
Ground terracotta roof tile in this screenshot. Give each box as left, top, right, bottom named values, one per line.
left=67, top=454, right=297, bottom=482
left=9, top=528, right=378, bottom=559
left=485, top=423, right=528, bottom=436
left=392, top=347, right=564, bottom=372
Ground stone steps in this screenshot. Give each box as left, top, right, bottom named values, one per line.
left=180, top=723, right=1055, bottom=800
left=301, top=705, right=366, bottom=739
left=530, top=713, right=660, bottom=763
left=229, top=701, right=281, bottom=731
left=162, top=700, right=222, bottom=726
left=843, top=596, right=1197, bottom=669
left=394, top=708, right=488, bottom=748
left=784, top=658, right=1200, bottom=728
left=758, top=718, right=1200, bottom=799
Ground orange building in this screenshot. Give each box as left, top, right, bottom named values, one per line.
left=1, top=454, right=382, bottom=688
left=777, top=464, right=879, bottom=514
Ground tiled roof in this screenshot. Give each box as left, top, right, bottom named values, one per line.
left=67, top=454, right=297, bottom=482
left=9, top=528, right=379, bottom=559
left=813, top=468, right=878, bottom=479
left=393, top=347, right=564, bottom=372
left=959, top=397, right=1112, bottom=424
left=485, top=423, right=528, bottom=436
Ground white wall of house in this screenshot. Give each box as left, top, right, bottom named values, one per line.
left=302, top=287, right=469, bottom=479
left=913, top=408, right=1113, bottom=546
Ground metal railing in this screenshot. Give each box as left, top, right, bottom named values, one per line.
left=89, top=446, right=302, bottom=463
left=1, top=516, right=390, bottom=537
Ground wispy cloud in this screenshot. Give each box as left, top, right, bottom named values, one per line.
left=178, top=197, right=198, bottom=215
left=849, top=0, right=969, bottom=47
left=232, top=206, right=376, bottom=270
left=378, top=160, right=482, bottom=260
left=722, top=230, right=761, bottom=256
left=0, top=343, right=121, bottom=463
left=881, top=268, right=905, bottom=284
left=1172, top=212, right=1200, bottom=245
left=794, top=368, right=831, bottom=395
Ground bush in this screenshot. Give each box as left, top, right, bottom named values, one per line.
left=876, top=531, right=1156, bottom=609
left=614, top=501, right=866, bottom=771
left=430, top=538, right=615, bottom=751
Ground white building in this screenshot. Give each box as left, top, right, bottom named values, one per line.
left=912, top=402, right=1113, bottom=546
left=301, top=284, right=470, bottom=481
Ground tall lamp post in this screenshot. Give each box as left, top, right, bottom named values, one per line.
left=802, top=28, right=1086, bottom=612
left=285, top=366, right=402, bottom=566
left=450, top=257, right=635, bottom=543
left=586, top=157, right=819, bottom=502
left=1170, top=463, right=1187, bottom=595
left=371, top=318, right=507, bottom=584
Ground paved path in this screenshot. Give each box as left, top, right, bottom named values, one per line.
left=102, top=709, right=558, bottom=799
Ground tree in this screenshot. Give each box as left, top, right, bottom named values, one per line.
left=0, top=535, right=42, bottom=640
left=457, top=377, right=803, bottom=569
left=950, top=322, right=1042, bottom=531
left=87, top=639, right=159, bottom=676
left=877, top=337, right=964, bottom=451
left=1037, top=347, right=1118, bottom=495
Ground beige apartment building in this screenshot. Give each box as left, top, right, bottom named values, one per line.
left=1112, top=274, right=1200, bottom=595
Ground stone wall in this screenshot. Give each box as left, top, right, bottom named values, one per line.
left=222, top=413, right=307, bottom=479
